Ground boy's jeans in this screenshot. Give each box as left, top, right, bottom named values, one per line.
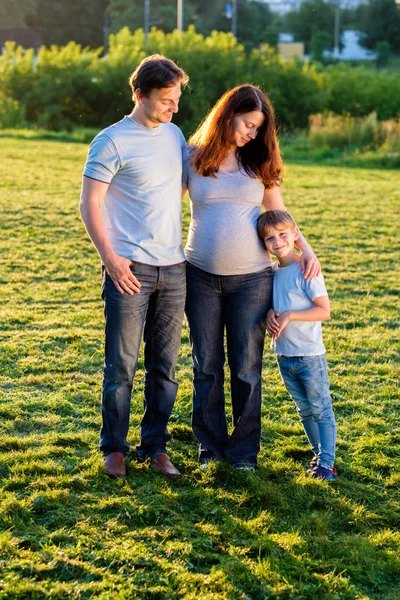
left=185, top=262, right=273, bottom=468
left=277, top=354, right=336, bottom=469
left=100, top=262, right=186, bottom=458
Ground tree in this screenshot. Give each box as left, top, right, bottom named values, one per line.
left=356, top=0, right=400, bottom=54
left=108, top=0, right=277, bottom=50
left=0, top=0, right=37, bottom=28
left=285, top=0, right=336, bottom=53
left=237, top=0, right=277, bottom=49
left=374, top=40, right=391, bottom=69
left=109, top=0, right=197, bottom=34
left=310, top=30, right=331, bottom=61
left=27, top=0, right=109, bottom=48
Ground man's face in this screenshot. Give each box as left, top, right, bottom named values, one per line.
left=139, top=81, right=182, bottom=125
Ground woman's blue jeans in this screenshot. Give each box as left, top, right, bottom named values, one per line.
left=185, top=262, right=273, bottom=467
left=100, top=262, right=186, bottom=458
left=277, top=354, right=336, bottom=469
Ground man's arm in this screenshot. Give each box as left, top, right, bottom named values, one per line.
left=262, top=186, right=321, bottom=280
left=79, top=176, right=141, bottom=295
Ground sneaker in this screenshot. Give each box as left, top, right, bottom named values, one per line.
left=199, top=458, right=219, bottom=470
left=306, top=455, right=319, bottom=472
left=234, top=463, right=256, bottom=473
left=199, top=460, right=211, bottom=470
left=312, top=465, right=337, bottom=481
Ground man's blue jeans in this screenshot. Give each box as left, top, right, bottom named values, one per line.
left=100, top=261, right=186, bottom=458
left=185, top=262, right=273, bottom=468
left=277, top=354, right=336, bottom=469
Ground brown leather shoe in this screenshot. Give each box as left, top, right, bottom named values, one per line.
left=150, top=453, right=180, bottom=477
left=104, top=452, right=126, bottom=478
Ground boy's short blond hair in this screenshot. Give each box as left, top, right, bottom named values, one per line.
left=257, top=209, right=297, bottom=240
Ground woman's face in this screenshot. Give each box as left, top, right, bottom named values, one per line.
left=232, top=110, right=265, bottom=147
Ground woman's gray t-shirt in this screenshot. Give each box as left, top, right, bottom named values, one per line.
left=183, top=147, right=271, bottom=275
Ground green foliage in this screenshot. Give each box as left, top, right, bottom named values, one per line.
left=246, top=47, right=325, bottom=130
left=285, top=0, right=336, bottom=53
left=109, top=0, right=192, bottom=35
left=108, top=0, right=275, bottom=50
left=236, top=0, right=277, bottom=49
left=0, top=28, right=326, bottom=134
left=0, top=94, right=26, bottom=129
left=0, top=0, right=36, bottom=28
left=1, top=27, right=399, bottom=135
left=26, top=0, right=108, bottom=48
left=310, top=30, right=332, bottom=62
left=0, top=135, right=400, bottom=598
left=375, top=40, right=392, bottom=69
left=355, top=0, right=400, bottom=54
left=322, top=63, right=400, bottom=121
left=308, top=112, right=400, bottom=153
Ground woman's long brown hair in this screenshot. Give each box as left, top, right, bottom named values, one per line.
left=189, top=84, right=283, bottom=188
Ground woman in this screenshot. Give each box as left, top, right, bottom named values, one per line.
left=182, top=85, right=320, bottom=470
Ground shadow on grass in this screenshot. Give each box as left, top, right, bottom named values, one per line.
left=1, top=455, right=399, bottom=599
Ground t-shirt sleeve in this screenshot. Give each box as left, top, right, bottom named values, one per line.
left=302, top=272, right=328, bottom=301
left=83, top=133, right=121, bottom=184
left=182, top=145, right=193, bottom=186
left=178, top=127, right=186, bottom=151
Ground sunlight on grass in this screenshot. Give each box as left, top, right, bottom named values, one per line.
left=0, top=136, right=399, bottom=598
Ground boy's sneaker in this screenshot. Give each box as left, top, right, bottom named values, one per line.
left=199, top=458, right=221, bottom=470
left=312, top=465, right=337, bottom=481
left=306, top=455, right=319, bottom=472
left=234, top=463, right=256, bottom=473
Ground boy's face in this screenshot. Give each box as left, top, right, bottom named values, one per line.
left=263, top=224, right=299, bottom=260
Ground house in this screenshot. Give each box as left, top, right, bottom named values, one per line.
left=325, top=30, right=376, bottom=61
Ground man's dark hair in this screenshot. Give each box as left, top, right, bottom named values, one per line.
left=129, top=54, right=189, bottom=100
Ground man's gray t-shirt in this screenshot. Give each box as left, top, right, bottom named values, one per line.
left=183, top=147, right=271, bottom=275
left=272, top=261, right=328, bottom=356
left=83, top=116, right=186, bottom=266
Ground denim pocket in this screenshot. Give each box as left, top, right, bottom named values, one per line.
left=299, top=355, right=321, bottom=364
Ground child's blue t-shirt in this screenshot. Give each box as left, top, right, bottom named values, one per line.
left=272, top=261, right=328, bottom=356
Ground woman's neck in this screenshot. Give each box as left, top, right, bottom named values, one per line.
left=219, top=146, right=239, bottom=172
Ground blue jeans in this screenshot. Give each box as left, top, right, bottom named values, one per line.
left=185, top=262, right=273, bottom=468
left=100, top=261, right=186, bottom=458
left=277, top=354, right=336, bottom=469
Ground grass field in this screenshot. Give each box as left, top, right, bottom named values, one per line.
left=0, top=135, right=399, bottom=599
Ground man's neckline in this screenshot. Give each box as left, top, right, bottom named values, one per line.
left=125, top=115, right=163, bottom=133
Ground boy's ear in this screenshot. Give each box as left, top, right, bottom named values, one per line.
left=293, top=226, right=300, bottom=240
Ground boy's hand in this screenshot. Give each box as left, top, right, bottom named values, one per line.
left=274, top=311, right=291, bottom=338
left=266, top=309, right=280, bottom=337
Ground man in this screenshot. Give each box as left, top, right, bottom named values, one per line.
left=80, top=54, right=189, bottom=478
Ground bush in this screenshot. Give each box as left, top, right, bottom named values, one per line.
left=0, top=94, right=26, bottom=129
left=0, top=28, right=325, bottom=134
left=0, top=28, right=399, bottom=135
left=323, top=63, right=400, bottom=121
left=308, top=112, right=400, bottom=152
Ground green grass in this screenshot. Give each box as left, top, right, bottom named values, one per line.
left=0, top=134, right=399, bottom=599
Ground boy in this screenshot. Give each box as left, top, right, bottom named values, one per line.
left=257, top=210, right=337, bottom=480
